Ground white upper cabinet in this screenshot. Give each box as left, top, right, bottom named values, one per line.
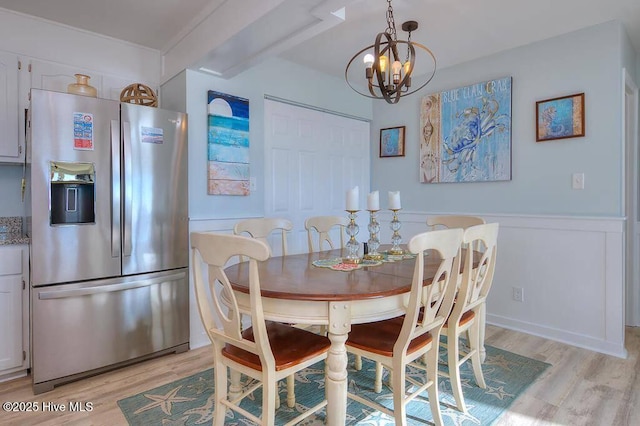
left=0, top=52, right=21, bottom=163
left=29, top=58, right=103, bottom=96
left=102, top=74, right=135, bottom=101
left=101, top=75, right=159, bottom=103
left=28, top=58, right=158, bottom=103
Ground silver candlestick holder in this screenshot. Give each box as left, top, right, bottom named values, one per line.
left=364, top=210, right=383, bottom=260
left=389, top=209, right=404, bottom=255
left=343, top=210, right=361, bottom=264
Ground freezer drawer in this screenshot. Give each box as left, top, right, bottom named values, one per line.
left=31, top=269, right=189, bottom=393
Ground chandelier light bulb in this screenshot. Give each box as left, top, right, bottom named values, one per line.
left=364, top=53, right=374, bottom=79
left=363, top=53, right=374, bottom=67
left=380, top=55, right=389, bottom=71
left=403, top=61, right=412, bottom=87
left=392, top=60, right=402, bottom=84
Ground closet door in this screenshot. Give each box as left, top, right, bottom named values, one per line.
left=264, top=99, right=370, bottom=254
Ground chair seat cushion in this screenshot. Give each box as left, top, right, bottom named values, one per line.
left=346, top=319, right=433, bottom=357
left=222, top=322, right=330, bottom=371
left=444, top=309, right=475, bottom=328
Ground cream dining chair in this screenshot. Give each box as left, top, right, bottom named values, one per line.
left=345, top=228, right=463, bottom=426
left=190, top=232, right=330, bottom=425
left=441, top=222, right=499, bottom=413
left=368, top=214, right=482, bottom=385
left=367, top=215, right=483, bottom=393
left=427, top=214, right=486, bottom=271
left=233, top=217, right=293, bottom=256
left=232, top=217, right=297, bottom=407
left=427, top=214, right=485, bottom=230
left=304, top=215, right=349, bottom=252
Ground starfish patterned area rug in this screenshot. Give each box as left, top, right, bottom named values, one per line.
left=118, top=343, right=550, bottom=425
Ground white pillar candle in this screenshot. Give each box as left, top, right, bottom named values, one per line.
left=367, top=190, right=380, bottom=211
left=346, top=186, right=359, bottom=211
left=388, top=191, right=401, bottom=210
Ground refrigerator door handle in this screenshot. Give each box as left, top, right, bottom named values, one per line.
left=123, top=120, right=133, bottom=257
left=37, top=271, right=187, bottom=299
left=111, top=119, right=121, bottom=258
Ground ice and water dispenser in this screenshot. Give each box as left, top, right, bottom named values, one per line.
left=50, top=161, right=96, bottom=225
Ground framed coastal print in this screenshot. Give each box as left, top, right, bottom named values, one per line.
left=536, top=93, right=585, bottom=142
left=207, top=90, right=250, bottom=195
left=380, top=126, right=405, bottom=157
left=420, top=76, right=512, bottom=183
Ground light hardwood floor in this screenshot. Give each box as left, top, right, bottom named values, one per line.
left=1, top=325, right=639, bottom=425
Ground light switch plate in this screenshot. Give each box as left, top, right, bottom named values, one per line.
left=249, top=177, right=256, bottom=191
left=572, top=173, right=585, bottom=190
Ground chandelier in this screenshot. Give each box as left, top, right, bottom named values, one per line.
left=345, top=0, right=436, bottom=104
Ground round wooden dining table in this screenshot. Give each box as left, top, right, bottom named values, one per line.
left=224, top=246, right=484, bottom=425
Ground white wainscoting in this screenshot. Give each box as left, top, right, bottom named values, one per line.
left=188, top=213, right=627, bottom=358
left=376, top=211, right=627, bottom=358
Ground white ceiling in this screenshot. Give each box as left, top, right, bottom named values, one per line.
left=0, top=0, right=639, bottom=81
left=0, top=0, right=219, bottom=51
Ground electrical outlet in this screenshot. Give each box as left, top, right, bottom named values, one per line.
left=572, top=173, right=585, bottom=190
left=512, top=287, right=524, bottom=302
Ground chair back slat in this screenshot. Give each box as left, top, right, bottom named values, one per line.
left=233, top=217, right=293, bottom=257
left=209, top=264, right=243, bottom=341
left=459, top=223, right=499, bottom=309
left=304, top=215, right=349, bottom=252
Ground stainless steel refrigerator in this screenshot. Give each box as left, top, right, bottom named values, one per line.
left=28, top=89, right=189, bottom=394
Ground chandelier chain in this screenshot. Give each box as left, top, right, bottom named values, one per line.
left=405, top=26, right=412, bottom=63
left=385, top=0, right=397, bottom=41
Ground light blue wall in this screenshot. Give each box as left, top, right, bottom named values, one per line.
left=0, top=165, right=26, bottom=217
left=182, top=57, right=372, bottom=221
left=2, top=21, right=636, bottom=220
left=371, top=21, right=625, bottom=217
left=622, top=25, right=638, bottom=79
left=160, top=70, right=187, bottom=113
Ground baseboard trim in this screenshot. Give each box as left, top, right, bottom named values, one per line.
left=488, top=314, right=628, bottom=359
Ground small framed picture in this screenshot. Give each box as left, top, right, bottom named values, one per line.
left=536, top=93, right=585, bottom=142
left=380, top=126, right=406, bottom=157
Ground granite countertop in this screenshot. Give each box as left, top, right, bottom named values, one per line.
left=0, top=216, right=30, bottom=245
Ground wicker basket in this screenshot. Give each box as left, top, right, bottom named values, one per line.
left=120, top=83, right=158, bottom=107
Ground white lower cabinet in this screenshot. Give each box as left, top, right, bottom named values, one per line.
left=0, top=245, right=29, bottom=381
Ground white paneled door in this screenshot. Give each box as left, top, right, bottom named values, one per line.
left=264, top=99, right=370, bottom=255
